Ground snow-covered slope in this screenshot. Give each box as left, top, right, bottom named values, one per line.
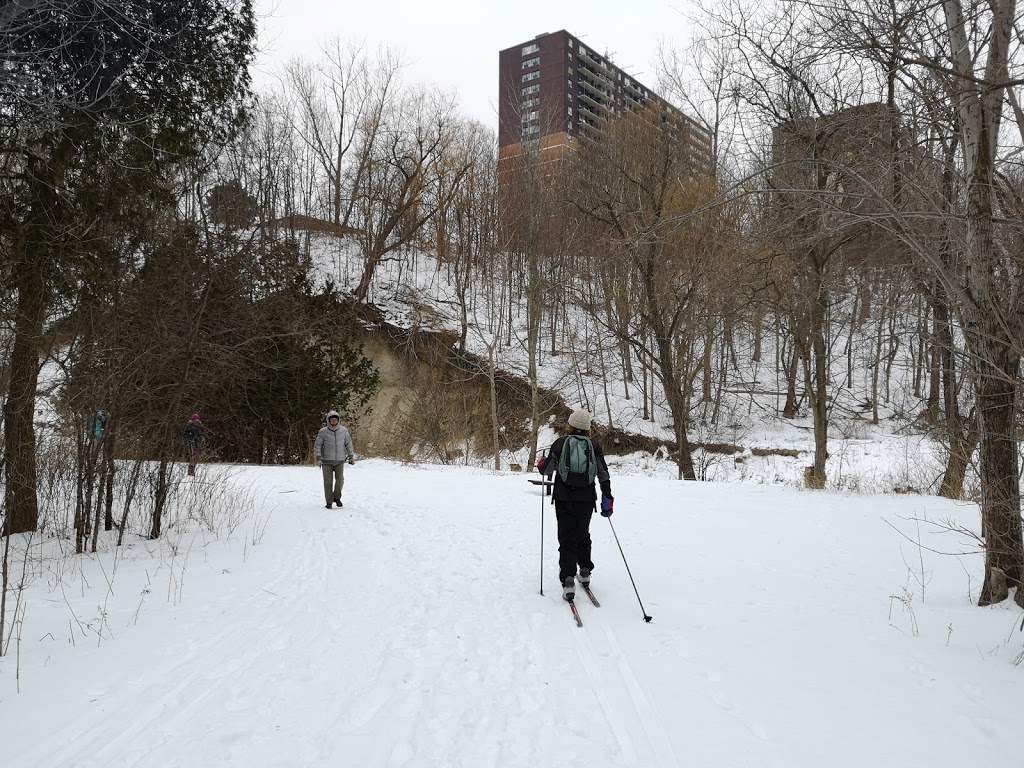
left=5, top=460, right=1020, bottom=767
left=306, top=235, right=961, bottom=497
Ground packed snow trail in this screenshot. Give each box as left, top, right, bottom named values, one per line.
left=4, top=461, right=1022, bottom=767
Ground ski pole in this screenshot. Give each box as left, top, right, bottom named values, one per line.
left=540, top=474, right=545, bottom=596
left=607, top=517, right=652, bottom=622
left=532, top=450, right=553, bottom=596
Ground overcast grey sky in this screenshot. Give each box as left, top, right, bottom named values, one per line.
left=253, top=0, right=697, bottom=126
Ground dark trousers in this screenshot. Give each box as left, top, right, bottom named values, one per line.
left=322, top=462, right=345, bottom=504
left=555, top=499, right=595, bottom=584
left=187, top=442, right=200, bottom=476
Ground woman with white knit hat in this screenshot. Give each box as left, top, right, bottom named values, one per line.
left=537, top=408, right=613, bottom=602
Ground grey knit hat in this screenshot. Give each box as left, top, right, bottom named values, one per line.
left=567, top=408, right=592, bottom=431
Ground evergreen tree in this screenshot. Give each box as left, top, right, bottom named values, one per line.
left=1, top=1, right=256, bottom=533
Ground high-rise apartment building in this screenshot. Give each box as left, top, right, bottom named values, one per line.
left=770, top=103, right=907, bottom=265
left=497, top=29, right=713, bottom=174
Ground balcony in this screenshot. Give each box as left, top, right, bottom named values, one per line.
left=578, top=75, right=611, bottom=105
left=577, top=65, right=614, bottom=95
left=577, top=119, right=604, bottom=140
left=623, top=81, right=646, bottom=105
left=578, top=85, right=608, bottom=111
left=578, top=48, right=615, bottom=80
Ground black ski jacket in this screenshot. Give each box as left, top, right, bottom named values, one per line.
left=541, top=433, right=612, bottom=504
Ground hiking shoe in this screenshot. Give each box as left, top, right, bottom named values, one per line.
left=324, top=503, right=332, bottom=509
left=562, top=577, right=576, bottom=602
left=578, top=568, right=591, bottom=587
left=335, top=500, right=343, bottom=508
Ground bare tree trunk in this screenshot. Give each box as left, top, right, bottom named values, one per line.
left=975, top=329, right=1023, bottom=604
left=0, top=528, right=10, bottom=656
left=913, top=298, right=925, bottom=399
left=3, top=255, right=46, bottom=535
left=487, top=347, right=500, bottom=471
left=810, top=340, right=829, bottom=488
left=641, top=354, right=650, bottom=420
left=103, top=430, right=116, bottom=531
left=846, top=289, right=859, bottom=389
left=151, top=458, right=171, bottom=540
left=752, top=313, right=763, bottom=364
left=871, top=300, right=886, bottom=424
left=799, top=314, right=829, bottom=489
left=939, top=418, right=978, bottom=500
left=74, top=431, right=88, bottom=553
left=702, top=320, right=713, bottom=402
left=934, top=287, right=975, bottom=499
left=883, top=307, right=900, bottom=407
left=116, top=460, right=144, bottom=548
left=782, top=339, right=799, bottom=419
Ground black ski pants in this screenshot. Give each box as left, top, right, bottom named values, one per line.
left=554, top=499, right=595, bottom=584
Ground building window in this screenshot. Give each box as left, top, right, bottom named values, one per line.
left=567, top=66, right=573, bottom=75
left=520, top=84, right=540, bottom=96
left=522, top=56, right=540, bottom=69
left=522, top=71, right=540, bottom=83
left=567, top=106, right=573, bottom=115
left=567, top=79, right=573, bottom=90
left=522, top=43, right=539, bottom=56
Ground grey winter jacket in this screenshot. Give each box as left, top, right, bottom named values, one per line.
left=315, top=424, right=355, bottom=464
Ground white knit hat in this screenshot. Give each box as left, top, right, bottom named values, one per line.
left=567, top=408, right=592, bottom=431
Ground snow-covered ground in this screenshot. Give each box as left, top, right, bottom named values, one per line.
left=4, top=459, right=1021, bottom=767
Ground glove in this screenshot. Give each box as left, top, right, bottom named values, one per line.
left=536, top=456, right=547, bottom=473
left=348, top=458, right=355, bottom=465
left=600, top=495, right=614, bottom=517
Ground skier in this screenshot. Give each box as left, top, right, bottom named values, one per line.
left=314, top=410, right=355, bottom=508
left=183, top=413, right=207, bottom=476
left=537, top=408, right=613, bottom=601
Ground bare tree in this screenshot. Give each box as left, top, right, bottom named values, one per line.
left=571, top=105, right=728, bottom=480
left=351, top=87, right=470, bottom=302
left=703, top=0, right=1023, bottom=601
left=282, top=42, right=404, bottom=228
left=792, top=0, right=1024, bottom=603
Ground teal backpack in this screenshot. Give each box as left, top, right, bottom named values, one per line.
left=558, top=434, right=598, bottom=488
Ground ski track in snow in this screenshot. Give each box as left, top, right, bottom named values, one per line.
left=5, top=461, right=1024, bottom=767
left=9, top=466, right=657, bottom=767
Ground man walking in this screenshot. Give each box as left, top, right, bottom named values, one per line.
left=314, top=410, right=355, bottom=508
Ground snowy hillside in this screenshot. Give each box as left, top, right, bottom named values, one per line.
left=302, top=235, right=958, bottom=496
left=5, top=460, right=1021, bottom=767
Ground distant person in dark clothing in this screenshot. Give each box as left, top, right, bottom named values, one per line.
left=537, top=408, right=613, bottom=602
left=184, top=413, right=206, bottom=476
left=91, top=410, right=107, bottom=441
left=314, top=410, right=355, bottom=508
